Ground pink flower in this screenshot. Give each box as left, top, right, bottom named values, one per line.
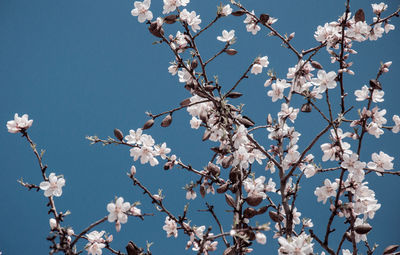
left=131, top=0, right=153, bottom=23
left=311, top=70, right=337, bottom=93
left=314, top=179, right=338, bottom=204
left=163, top=216, right=178, bottom=238
left=85, top=231, right=106, bottom=255
left=39, top=173, right=65, bottom=197
left=6, top=113, right=33, bottom=133
left=107, top=197, right=131, bottom=231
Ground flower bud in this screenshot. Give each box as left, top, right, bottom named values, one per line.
left=207, top=162, right=220, bottom=176
left=204, top=85, right=215, bottom=92
left=383, top=245, right=399, bottom=254
left=148, top=21, right=164, bottom=38
left=243, top=207, right=257, bottom=218
left=225, top=49, right=238, bottom=55
left=202, top=130, right=211, bottom=141
left=164, top=14, right=177, bottom=24
left=161, top=114, right=172, bottom=127
left=231, top=10, right=245, bottom=16
left=369, top=79, right=382, bottom=90
left=226, top=92, right=243, bottom=99
left=67, top=228, right=74, bottom=236
left=269, top=211, right=283, bottom=222
left=200, top=184, right=206, bottom=198
left=311, top=60, right=323, bottom=70
left=246, top=194, right=263, bottom=206
left=115, top=221, right=121, bottom=232
left=301, top=103, right=312, bottom=113
left=217, top=182, right=229, bottom=193
left=354, top=9, right=365, bottom=23
left=114, top=128, right=124, bottom=141
left=225, top=194, right=236, bottom=208
left=354, top=224, right=372, bottom=234
left=142, top=119, right=154, bottom=130
left=259, top=14, right=270, bottom=24
left=255, top=232, right=267, bottom=245
left=180, top=98, right=191, bottom=107
left=221, top=155, right=233, bottom=168
left=238, top=116, right=255, bottom=127
left=191, top=59, right=198, bottom=69
left=130, top=165, right=137, bottom=176
left=288, top=32, right=295, bottom=41
left=49, top=218, right=57, bottom=230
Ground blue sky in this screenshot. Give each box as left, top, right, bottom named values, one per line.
left=1, top=0, right=399, bottom=254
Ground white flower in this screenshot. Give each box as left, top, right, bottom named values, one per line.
left=367, top=151, right=394, bottom=175
left=130, top=206, right=142, bottom=216
left=267, top=79, right=290, bottom=102
left=217, top=29, right=235, bottom=43
left=278, top=103, right=299, bottom=123
left=384, top=23, right=395, bottom=33
left=107, top=197, right=131, bottom=231
left=243, top=176, right=266, bottom=199
left=278, top=233, right=314, bottom=255
left=85, top=230, right=106, bottom=255
left=255, top=232, right=267, bottom=245
left=163, top=216, right=178, bottom=238
left=314, top=179, right=338, bottom=204
left=186, top=189, right=197, bottom=200
left=130, top=134, right=159, bottom=166
left=6, top=113, right=33, bottom=133
left=392, top=115, right=400, bottom=133
left=40, top=173, right=65, bottom=197
left=342, top=249, right=351, bottom=255
left=154, top=142, right=171, bottom=159
left=168, top=62, right=179, bottom=75
left=49, top=218, right=57, bottom=230
left=244, top=11, right=260, bottom=35
left=371, top=3, right=387, bottom=14
left=354, top=85, right=369, bottom=101
left=301, top=164, right=317, bottom=178
left=347, top=21, right=370, bottom=42
left=162, top=0, right=189, bottom=14
left=369, top=19, right=384, bottom=41
left=180, top=9, right=201, bottom=32
left=220, top=4, right=232, bottom=16
left=311, top=70, right=337, bottom=93
left=125, top=128, right=143, bottom=145
left=131, top=0, right=153, bottom=23
left=190, top=116, right=201, bottom=129
left=251, top=56, right=269, bottom=75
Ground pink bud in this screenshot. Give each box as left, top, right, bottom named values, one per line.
left=107, top=235, right=113, bottom=243
left=115, top=221, right=121, bottom=232
left=130, top=165, right=136, bottom=176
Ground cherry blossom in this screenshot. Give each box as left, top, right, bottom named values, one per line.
left=267, top=79, right=290, bottom=102
left=371, top=3, right=388, bottom=14
left=39, top=173, right=65, bottom=197
left=107, top=197, right=131, bottom=231
left=162, top=0, right=189, bottom=14
left=154, top=142, right=171, bottom=159
left=6, top=113, right=33, bottom=133
left=125, top=128, right=143, bottom=145
left=392, top=115, right=400, bottom=133
left=217, top=29, right=235, bottom=43
left=130, top=134, right=159, bottom=166
left=367, top=151, right=394, bottom=175
left=131, top=0, right=153, bottom=23
left=311, top=70, right=337, bottom=93
left=251, top=56, right=269, bottom=75
left=314, top=179, right=338, bottom=204
left=255, top=232, right=267, bottom=245
left=278, top=103, right=299, bottom=123
left=163, top=216, right=178, bottom=238
left=243, top=11, right=260, bottom=35
left=278, top=233, right=314, bottom=255
left=219, top=4, right=232, bottom=16
left=179, top=9, right=201, bottom=32
left=85, top=230, right=106, bottom=255
left=354, top=85, right=368, bottom=101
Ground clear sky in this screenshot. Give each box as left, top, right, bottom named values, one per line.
left=1, top=0, right=399, bottom=254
